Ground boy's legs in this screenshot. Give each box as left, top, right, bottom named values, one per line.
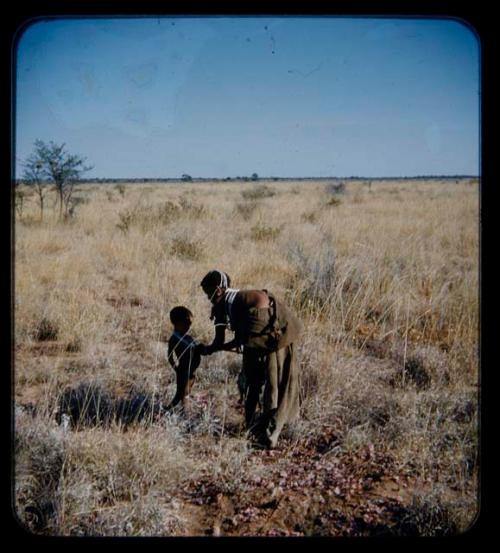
left=167, top=365, right=190, bottom=411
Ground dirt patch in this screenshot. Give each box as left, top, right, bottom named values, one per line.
left=175, top=430, right=406, bottom=536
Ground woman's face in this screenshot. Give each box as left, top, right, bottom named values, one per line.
left=202, top=284, right=223, bottom=305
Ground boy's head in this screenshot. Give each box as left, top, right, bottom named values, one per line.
left=169, top=306, right=193, bottom=333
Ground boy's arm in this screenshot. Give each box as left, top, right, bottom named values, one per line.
left=167, top=337, right=177, bottom=369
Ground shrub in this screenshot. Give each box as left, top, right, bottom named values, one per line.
left=15, top=415, right=65, bottom=533
left=117, top=199, right=206, bottom=234
left=35, top=318, right=59, bottom=341
left=235, top=201, right=259, bottom=221
left=178, top=197, right=206, bottom=218
left=301, top=210, right=318, bottom=223
left=170, top=237, right=204, bottom=261
left=116, top=209, right=133, bottom=233
left=65, top=338, right=82, bottom=353
left=386, top=494, right=459, bottom=536
left=325, top=181, right=346, bottom=195
left=250, top=223, right=282, bottom=241
left=156, top=200, right=183, bottom=224
left=241, top=185, right=275, bottom=200
left=326, top=197, right=342, bottom=207
left=287, top=241, right=336, bottom=310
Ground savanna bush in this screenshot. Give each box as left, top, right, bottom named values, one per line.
left=35, top=317, right=59, bottom=341
left=241, top=185, right=275, bottom=200
left=325, top=181, right=346, bottom=195
left=170, top=237, right=204, bottom=261
left=250, top=223, right=282, bottom=242
left=235, top=201, right=259, bottom=221
left=15, top=413, right=65, bottom=533
left=286, top=240, right=336, bottom=311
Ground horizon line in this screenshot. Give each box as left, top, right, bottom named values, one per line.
left=14, top=175, right=480, bottom=183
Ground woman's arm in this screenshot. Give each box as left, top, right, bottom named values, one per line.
left=204, top=324, right=227, bottom=354
left=204, top=321, right=243, bottom=354
left=203, top=290, right=268, bottom=354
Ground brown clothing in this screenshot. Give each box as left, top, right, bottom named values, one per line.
left=211, top=289, right=302, bottom=448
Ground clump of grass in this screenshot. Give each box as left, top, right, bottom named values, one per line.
left=393, top=357, right=432, bottom=390
left=71, top=195, right=90, bottom=206
left=67, top=492, right=184, bottom=536
left=325, top=181, right=346, bottom=195
left=115, top=184, right=126, bottom=197
left=116, top=209, right=134, bottom=233
left=326, top=197, right=342, bottom=207
left=301, top=210, right=318, bottom=223
left=235, top=201, right=259, bottom=221
left=35, top=317, right=59, bottom=341
left=16, top=405, right=197, bottom=535
left=250, top=223, right=282, bottom=241
left=178, top=196, right=206, bottom=218
left=199, top=438, right=252, bottom=495
left=387, top=493, right=460, bottom=536
left=15, top=413, right=65, bottom=534
left=116, top=199, right=206, bottom=234
left=242, top=185, right=275, bottom=200
left=170, top=237, right=204, bottom=260
left=156, top=200, right=183, bottom=223
left=389, top=342, right=451, bottom=389
left=286, top=240, right=336, bottom=311
left=116, top=202, right=180, bottom=233
left=65, top=338, right=82, bottom=353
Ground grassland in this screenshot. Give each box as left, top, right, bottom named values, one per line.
left=14, top=177, right=479, bottom=536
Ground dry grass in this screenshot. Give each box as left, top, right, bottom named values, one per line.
left=14, top=178, right=479, bottom=536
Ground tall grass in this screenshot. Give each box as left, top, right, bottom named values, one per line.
left=14, top=178, right=479, bottom=535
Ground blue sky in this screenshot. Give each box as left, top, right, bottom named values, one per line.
left=14, top=16, right=480, bottom=178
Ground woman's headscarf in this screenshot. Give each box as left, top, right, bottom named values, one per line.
left=200, top=270, right=231, bottom=290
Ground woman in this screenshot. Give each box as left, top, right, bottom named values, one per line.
left=199, top=269, right=302, bottom=449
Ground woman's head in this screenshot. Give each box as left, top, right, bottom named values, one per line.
left=200, top=270, right=231, bottom=304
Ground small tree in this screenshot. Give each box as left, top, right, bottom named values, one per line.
left=24, top=140, right=93, bottom=220
left=14, top=181, right=27, bottom=218
left=181, top=174, right=192, bottom=182
left=21, top=157, right=46, bottom=220
left=251, top=172, right=259, bottom=181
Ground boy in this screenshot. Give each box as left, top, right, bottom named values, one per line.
left=166, top=306, right=202, bottom=412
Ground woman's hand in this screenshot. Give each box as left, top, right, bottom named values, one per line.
left=195, top=343, right=212, bottom=356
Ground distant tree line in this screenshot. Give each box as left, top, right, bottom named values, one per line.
left=16, top=170, right=478, bottom=188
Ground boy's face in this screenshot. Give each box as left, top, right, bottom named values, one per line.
left=175, top=316, right=192, bottom=334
